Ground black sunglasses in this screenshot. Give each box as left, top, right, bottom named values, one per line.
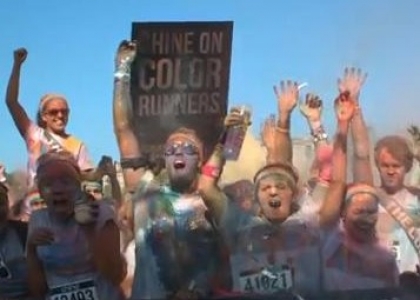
left=44, top=108, right=70, bottom=117
left=164, top=142, right=198, bottom=156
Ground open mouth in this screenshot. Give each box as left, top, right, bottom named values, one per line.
left=355, top=222, right=374, bottom=232
left=268, top=199, right=281, bottom=208
left=173, top=159, right=186, bottom=169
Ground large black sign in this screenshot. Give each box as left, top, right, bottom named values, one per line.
left=131, top=21, right=233, bottom=160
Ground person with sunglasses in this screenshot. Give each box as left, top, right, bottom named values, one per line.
left=26, top=151, right=126, bottom=300
left=5, top=48, right=105, bottom=216
left=113, top=40, right=222, bottom=299
left=0, top=181, right=31, bottom=299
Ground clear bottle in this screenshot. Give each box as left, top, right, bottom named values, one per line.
left=223, top=105, right=251, bottom=161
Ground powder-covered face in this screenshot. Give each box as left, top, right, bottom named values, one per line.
left=343, top=192, right=378, bottom=243
left=37, top=161, right=81, bottom=220
left=164, top=136, right=201, bottom=193
left=256, top=173, right=295, bottom=223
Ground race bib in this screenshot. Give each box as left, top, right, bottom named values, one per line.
left=239, top=268, right=293, bottom=294
left=49, top=279, right=98, bottom=300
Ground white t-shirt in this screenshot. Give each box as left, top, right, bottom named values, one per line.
left=28, top=202, right=122, bottom=300
left=24, top=122, right=93, bottom=188
left=376, top=188, right=420, bottom=273
left=221, top=201, right=322, bottom=297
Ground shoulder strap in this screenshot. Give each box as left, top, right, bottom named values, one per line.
left=44, top=130, right=82, bottom=158
left=43, top=130, right=64, bottom=152
left=8, top=220, right=28, bottom=249
left=376, top=188, right=420, bottom=262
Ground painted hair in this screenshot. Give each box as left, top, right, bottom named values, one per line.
left=36, top=150, right=80, bottom=179
left=166, top=127, right=204, bottom=159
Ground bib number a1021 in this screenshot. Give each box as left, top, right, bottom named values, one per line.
left=49, top=279, right=98, bottom=300
left=239, top=269, right=293, bottom=294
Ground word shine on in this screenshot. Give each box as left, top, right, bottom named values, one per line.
left=136, top=30, right=225, bottom=117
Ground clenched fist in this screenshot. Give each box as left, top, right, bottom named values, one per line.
left=14, top=48, right=28, bottom=65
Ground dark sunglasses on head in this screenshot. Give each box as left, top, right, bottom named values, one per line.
left=44, top=108, right=70, bottom=117
left=164, top=142, right=198, bottom=156
left=0, top=256, right=11, bottom=279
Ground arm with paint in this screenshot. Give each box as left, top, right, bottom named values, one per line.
left=112, top=41, right=148, bottom=194
left=5, top=48, right=32, bottom=138
left=319, top=93, right=356, bottom=227
left=299, top=93, right=332, bottom=184
left=271, top=81, right=301, bottom=163
left=198, top=109, right=247, bottom=223
left=338, top=68, right=373, bottom=185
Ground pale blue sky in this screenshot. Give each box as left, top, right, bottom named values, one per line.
left=1, top=0, right=420, bottom=169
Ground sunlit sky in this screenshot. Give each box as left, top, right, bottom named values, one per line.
left=2, top=0, right=420, bottom=170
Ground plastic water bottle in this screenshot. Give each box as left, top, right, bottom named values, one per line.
left=223, top=105, right=251, bottom=161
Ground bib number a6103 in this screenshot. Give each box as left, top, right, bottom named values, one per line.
left=49, top=279, right=98, bottom=300
left=239, top=269, right=293, bottom=294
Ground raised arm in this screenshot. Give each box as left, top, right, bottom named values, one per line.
left=5, top=48, right=32, bottom=138
left=113, top=41, right=147, bottom=193
left=299, top=93, right=332, bottom=184
left=198, top=109, right=247, bottom=223
left=272, top=80, right=300, bottom=163
left=338, top=68, right=373, bottom=185
left=319, top=93, right=356, bottom=227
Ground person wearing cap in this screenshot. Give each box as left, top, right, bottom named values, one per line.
left=198, top=82, right=357, bottom=297
left=26, top=151, right=126, bottom=300
left=0, top=181, right=31, bottom=299
left=112, top=40, right=221, bottom=300
left=5, top=48, right=105, bottom=214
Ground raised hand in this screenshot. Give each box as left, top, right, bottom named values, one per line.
left=261, top=114, right=277, bottom=151
left=273, top=80, right=299, bottom=114
left=115, top=40, right=137, bottom=68
left=97, top=155, right=116, bottom=176
left=13, top=48, right=28, bottom=66
left=408, top=125, right=420, bottom=142
left=299, top=93, right=323, bottom=122
left=337, top=67, right=367, bottom=102
left=224, top=106, right=251, bottom=128
left=334, top=91, right=356, bottom=123
left=407, top=125, right=420, bottom=161
left=0, top=164, right=6, bottom=184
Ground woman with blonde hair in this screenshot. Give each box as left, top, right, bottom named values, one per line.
left=6, top=48, right=107, bottom=217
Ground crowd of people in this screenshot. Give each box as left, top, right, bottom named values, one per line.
left=1, top=39, right=420, bottom=300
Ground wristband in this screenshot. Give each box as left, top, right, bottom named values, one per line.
left=311, top=124, right=328, bottom=143
left=201, top=165, right=221, bottom=179
left=114, top=63, right=131, bottom=81
left=276, top=127, right=289, bottom=134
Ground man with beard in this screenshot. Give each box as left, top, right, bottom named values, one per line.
left=112, top=40, right=221, bottom=299
left=198, top=81, right=352, bottom=297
